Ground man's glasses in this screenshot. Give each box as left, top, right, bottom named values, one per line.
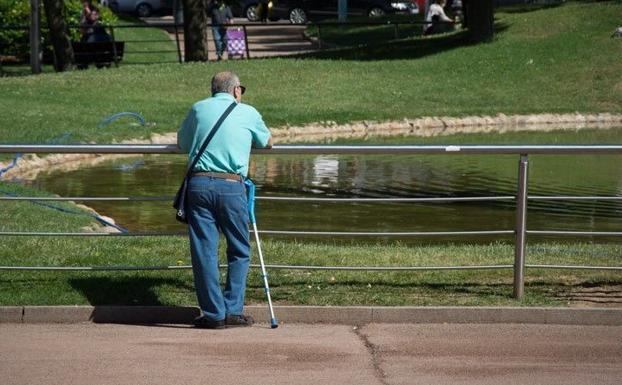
left=238, top=85, right=246, bottom=95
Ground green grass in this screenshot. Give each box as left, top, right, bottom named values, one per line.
left=305, top=14, right=427, bottom=47
left=0, top=1, right=620, bottom=149
left=1, top=234, right=621, bottom=306
left=112, top=17, right=180, bottom=65
left=1, top=2, right=621, bottom=307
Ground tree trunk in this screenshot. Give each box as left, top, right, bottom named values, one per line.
left=182, top=0, right=210, bottom=62
left=41, top=0, right=74, bottom=71
left=464, top=0, right=494, bottom=43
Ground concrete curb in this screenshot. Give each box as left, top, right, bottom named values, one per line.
left=1, top=306, right=621, bottom=326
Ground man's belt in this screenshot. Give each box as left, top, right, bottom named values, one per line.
left=192, top=171, right=242, bottom=181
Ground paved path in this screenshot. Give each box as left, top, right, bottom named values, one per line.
left=1, top=323, right=621, bottom=385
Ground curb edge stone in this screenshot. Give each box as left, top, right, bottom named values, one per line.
left=2, top=306, right=621, bottom=326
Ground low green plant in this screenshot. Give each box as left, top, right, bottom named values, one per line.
left=0, top=0, right=31, bottom=58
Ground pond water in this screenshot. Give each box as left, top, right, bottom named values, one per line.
left=24, top=128, right=622, bottom=244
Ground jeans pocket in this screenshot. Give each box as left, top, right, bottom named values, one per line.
left=220, top=190, right=248, bottom=223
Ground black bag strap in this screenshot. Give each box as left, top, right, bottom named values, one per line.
left=184, top=101, right=237, bottom=179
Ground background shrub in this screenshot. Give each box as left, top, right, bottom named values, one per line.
left=0, top=0, right=118, bottom=61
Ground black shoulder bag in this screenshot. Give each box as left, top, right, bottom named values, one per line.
left=173, top=101, right=237, bottom=223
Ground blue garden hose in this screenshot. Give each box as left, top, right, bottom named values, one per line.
left=97, top=112, right=146, bottom=128
left=0, top=113, right=145, bottom=234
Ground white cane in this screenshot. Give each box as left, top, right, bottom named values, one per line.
left=246, top=179, right=278, bottom=328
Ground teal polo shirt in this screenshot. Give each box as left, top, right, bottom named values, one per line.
left=177, top=93, right=271, bottom=177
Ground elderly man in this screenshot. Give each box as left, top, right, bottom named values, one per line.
left=178, top=71, right=272, bottom=329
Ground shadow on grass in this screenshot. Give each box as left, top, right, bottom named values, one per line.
left=68, top=275, right=192, bottom=306
left=294, top=21, right=509, bottom=61
left=499, top=2, right=565, bottom=14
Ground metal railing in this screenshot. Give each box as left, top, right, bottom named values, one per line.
left=1, top=19, right=433, bottom=68
left=1, top=144, right=622, bottom=299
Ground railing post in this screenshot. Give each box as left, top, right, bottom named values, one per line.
left=317, top=24, right=323, bottom=50
left=109, top=26, right=119, bottom=68
left=174, top=22, right=183, bottom=63
left=513, top=154, right=529, bottom=299
left=243, top=25, right=250, bottom=59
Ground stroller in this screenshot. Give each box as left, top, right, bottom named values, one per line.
left=226, top=28, right=247, bottom=59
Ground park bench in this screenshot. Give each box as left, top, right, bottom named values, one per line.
left=72, top=41, right=125, bottom=69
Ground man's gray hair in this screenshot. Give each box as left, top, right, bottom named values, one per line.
left=211, top=71, right=240, bottom=95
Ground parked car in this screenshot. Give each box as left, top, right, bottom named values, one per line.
left=109, top=0, right=173, bottom=18
left=230, top=0, right=280, bottom=22
left=271, top=0, right=418, bottom=24
left=229, top=0, right=258, bottom=21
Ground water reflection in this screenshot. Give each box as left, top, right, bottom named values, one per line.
left=16, top=127, right=622, bottom=242
left=23, top=152, right=622, bottom=244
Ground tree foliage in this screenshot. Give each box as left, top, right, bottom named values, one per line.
left=0, top=0, right=117, bottom=62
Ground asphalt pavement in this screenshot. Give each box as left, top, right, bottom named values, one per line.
left=1, top=322, right=621, bottom=385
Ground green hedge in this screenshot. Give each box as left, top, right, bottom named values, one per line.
left=0, top=0, right=117, bottom=61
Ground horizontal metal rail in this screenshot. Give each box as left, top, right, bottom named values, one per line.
left=252, top=230, right=514, bottom=236
left=528, top=196, right=622, bottom=201
left=0, top=230, right=514, bottom=237
left=525, top=264, right=622, bottom=270
left=2, top=264, right=620, bottom=272
left=0, top=231, right=183, bottom=237
left=4, top=195, right=622, bottom=202
left=0, top=264, right=517, bottom=271
left=527, top=230, right=622, bottom=236
left=3, top=144, right=622, bottom=155
left=0, top=196, right=168, bottom=201
left=257, top=196, right=515, bottom=202
left=0, top=195, right=516, bottom=202
left=4, top=229, right=621, bottom=237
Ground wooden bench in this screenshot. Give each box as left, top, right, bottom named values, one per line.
left=72, top=41, right=125, bottom=69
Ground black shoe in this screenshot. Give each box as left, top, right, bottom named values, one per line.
left=225, top=314, right=254, bottom=327
left=193, top=316, right=225, bottom=329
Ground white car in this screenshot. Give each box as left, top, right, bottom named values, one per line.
left=109, top=0, right=173, bottom=17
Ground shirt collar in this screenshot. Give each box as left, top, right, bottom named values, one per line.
left=213, top=92, right=236, bottom=102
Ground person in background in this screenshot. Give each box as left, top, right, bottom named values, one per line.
left=258, top=0, right=269, bottom=23
left=423, top=0, right=454, bottom=36
left=177, top=71, right=272, bottom=329
left=207, top=0, right=234, bottom=60
left=80, top=1, right=98, bottom=41
left=81, top=2, right=111, bottom=43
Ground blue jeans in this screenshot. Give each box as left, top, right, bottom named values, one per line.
left=187, top=176, right=250, bottom=321
left=212, top=26, right=227, bottom=57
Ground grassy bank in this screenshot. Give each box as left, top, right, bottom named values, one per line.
left=0, top=2, right=620, bottom=148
